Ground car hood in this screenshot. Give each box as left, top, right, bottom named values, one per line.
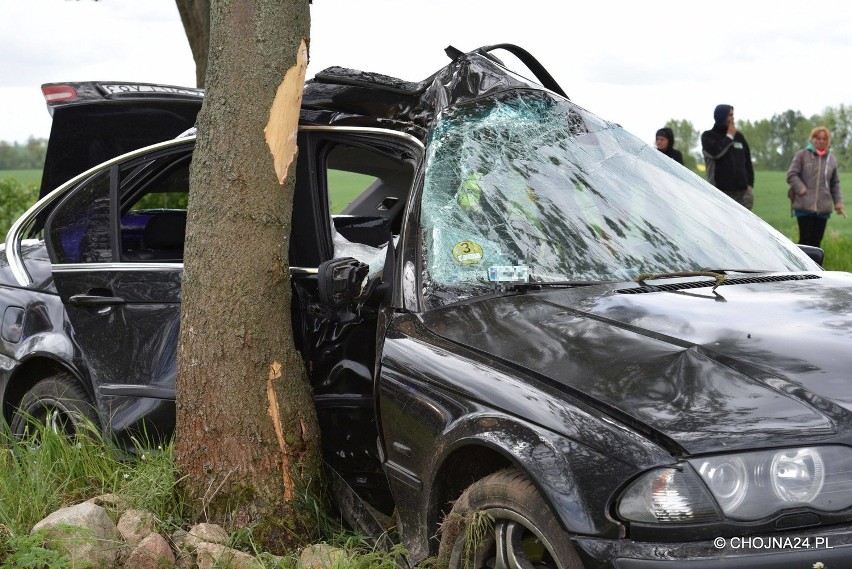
left=420, top=272, right=852, bottom=455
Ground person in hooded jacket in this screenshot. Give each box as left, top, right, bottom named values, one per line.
left=786, top=126, right=845, bottom=248
left=701, top=104, right=754, bottom=209
left=655, top=127, right=684, bottom=165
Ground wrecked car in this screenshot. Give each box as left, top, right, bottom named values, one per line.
left=3, top=44, right=852, bottom=567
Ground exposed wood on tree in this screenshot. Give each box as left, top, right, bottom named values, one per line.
left=266, top=38, right=308, bottom=184
left=174, top=0, right=320, bottom=551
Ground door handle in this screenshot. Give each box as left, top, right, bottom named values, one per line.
left=68, top=294, right=126, bottom=307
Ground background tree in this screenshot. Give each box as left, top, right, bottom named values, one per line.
left=173, top=0, right=321, bottom=551
left=0, top=178, right=39, bottom=237
left=772, top=109, right=809, bottom=169
left=738, top=117, right=776, bottom=169
left=822, top=104, right=852, bottom=171
left=665, top=104, right=852, bottom=172
left=0, top=138, right=47, bottom=170
left=175, top=0, right=210, bottom=87
left=665, top=119, right=699, bottom=170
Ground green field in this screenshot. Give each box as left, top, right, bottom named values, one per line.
left=2, top=169, right=41, bottom=186
left=3, top=168, right=850, bottom=271
left=0, top=169, right=372, bottom=214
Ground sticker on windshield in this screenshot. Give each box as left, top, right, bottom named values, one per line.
left=452, top=241, right=484, bottom=264
left=488, top=266, right=530, bottom=283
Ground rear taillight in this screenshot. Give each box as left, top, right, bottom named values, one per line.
left=42, top=85, right=78, bottom=103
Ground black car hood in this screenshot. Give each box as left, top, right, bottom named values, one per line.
left=420, top=272, right=852, bottom=455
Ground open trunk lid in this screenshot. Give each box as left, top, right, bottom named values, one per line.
left=39, top=81, right=203, bottom=198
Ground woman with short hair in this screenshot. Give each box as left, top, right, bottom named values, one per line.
left=786, top=126, right=845, bottom=248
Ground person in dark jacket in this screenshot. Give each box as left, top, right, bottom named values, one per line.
left=655, top=127, right=684, bottom=165
left=701, top=104, right=755, bottom=209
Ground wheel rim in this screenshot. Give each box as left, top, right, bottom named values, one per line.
left=23, top=400, right=78, bottom=438
left=453, top=508, right=565, bottom=569
left=45, top=407, right=75, bottom=436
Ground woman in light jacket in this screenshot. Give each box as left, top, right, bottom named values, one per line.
left=787, top=126, right=845, bottom=248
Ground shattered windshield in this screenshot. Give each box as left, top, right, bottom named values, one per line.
left=420, top=91, right=816, bottom=308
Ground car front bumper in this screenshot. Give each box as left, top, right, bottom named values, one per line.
left=573, top=525, right=852, bottom=568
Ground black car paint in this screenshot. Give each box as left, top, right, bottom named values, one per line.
left=2, top=46, right=852, bottom=568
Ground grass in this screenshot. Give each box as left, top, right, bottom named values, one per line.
left=327, top=170, right=376, bottom=214
left=1, top=170, right=40, bottom=186
left=0, top=420, right=406, bottom=568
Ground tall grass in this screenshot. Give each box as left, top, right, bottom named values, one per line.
left=0, top=420, right=405, bottom=568
left=0, top=422, right=181, bottom=536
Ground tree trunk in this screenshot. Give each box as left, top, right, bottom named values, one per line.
left=174, top=0, right=210, bottom=87
left=175, top=0, right=319, bottom=551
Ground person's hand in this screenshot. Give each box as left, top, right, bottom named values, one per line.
left=798, top=187, right=807, bottom=196
left=836, top=203, right=847, bottom=218
left=727, top=115, right=737, bottom=137
left=727, top=122, right=737, bottom=137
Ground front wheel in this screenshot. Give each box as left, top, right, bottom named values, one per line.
left=10, top=374, right=99, bottom=439
left=438, top=468, right=583, bottom=569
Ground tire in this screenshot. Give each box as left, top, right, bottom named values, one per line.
left=10, top=374, right=99, bottom=439
left=438, top=468, right=583, bottom=569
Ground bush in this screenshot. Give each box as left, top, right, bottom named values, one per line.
left=0, top=177, right=38, bottom=239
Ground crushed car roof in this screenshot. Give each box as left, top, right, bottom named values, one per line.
left=38, top=44, right=566, bottom=200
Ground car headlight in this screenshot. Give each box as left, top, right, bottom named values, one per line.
left=617, top=466, right=720, bottom=523
left=697, top=455, right=748, bottom=512
left=618, top=446, right=852, bottom=524
left=770, top=447, right=825, bottom=503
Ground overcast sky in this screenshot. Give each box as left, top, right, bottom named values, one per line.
left=2, top=0, right=851, bottom=150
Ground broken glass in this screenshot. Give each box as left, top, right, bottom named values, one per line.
left=419, top=90, right=815, bottom=308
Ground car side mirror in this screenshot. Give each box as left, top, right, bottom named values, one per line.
left=317, top=257, right=370, bottom=321
left=797, top=244, right=824, bottom=267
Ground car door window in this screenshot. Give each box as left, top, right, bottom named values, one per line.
left=119, top=153, right=190, bottom=262
left=44, top=148, right=192, bottom=266
left=325, top=144, right=414, bottom=249
left=44, top=169, right=113, bottom=264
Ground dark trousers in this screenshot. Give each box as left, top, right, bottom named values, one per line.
left=797, top=215, right=828, bottom=248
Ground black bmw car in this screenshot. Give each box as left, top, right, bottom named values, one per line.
left=3, top=45, right=852, bottom=568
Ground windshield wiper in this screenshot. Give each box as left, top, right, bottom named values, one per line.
left=699, top=267, right=770, bottom=274
left=502, top=279, right=612, bottom=292
left=635, top=271, right=727, bottom=290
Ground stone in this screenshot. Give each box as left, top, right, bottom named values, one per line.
left=124, top=532, right=176, bottom=569
left=298, top=543, right=347, bottom=569
left=117, top=509, right=158, bottom=546
left=196, top=542, right=263, bottom=569
left=185, top=522, right=229, bottom=550
left=31, top=502, right=122, bottom=568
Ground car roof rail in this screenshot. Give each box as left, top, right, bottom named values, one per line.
left=445, top=43, right=568, bottom=99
